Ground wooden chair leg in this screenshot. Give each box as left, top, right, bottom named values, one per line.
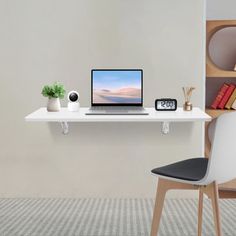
left=211, top=182, right=222, bottom=236
left=198, top=188, right=204, bottom=236
left=150, top=179, right=167, bottom=236
left=202, top=182, right=222, bottom=236
left=150, top=178, right=198, bottom=236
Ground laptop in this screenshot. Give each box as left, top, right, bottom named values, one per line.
left=86, top=69, right=148, bottom=115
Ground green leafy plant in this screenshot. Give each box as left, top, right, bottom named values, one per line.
left=41, top=82, right=66, bottom=99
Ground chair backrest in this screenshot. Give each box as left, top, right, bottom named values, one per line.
left=208, top=118, right=216, bottom=144
left=204, top=112, right=236, bottom=184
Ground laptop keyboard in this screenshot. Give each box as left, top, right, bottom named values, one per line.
left=91, top=106, right=144, bottom=111
left=86, top=107, right=148, bottom=115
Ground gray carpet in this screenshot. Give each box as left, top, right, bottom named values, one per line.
left=0, top=198, right=236, bottom=236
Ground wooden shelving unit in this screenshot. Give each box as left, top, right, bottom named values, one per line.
left=205, top=108, right=233, bottom=119
left=206, top=20, right=236, bottom=119
left=206, top=20, right=236, bottom=198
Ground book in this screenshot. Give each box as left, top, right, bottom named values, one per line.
left=211, top=83, right=229, bottom=109
left=232, top=98, right=236, bottom=110
left=225, top=88, right=236, bottom=109
left=218, top=84, right=236, bottom=109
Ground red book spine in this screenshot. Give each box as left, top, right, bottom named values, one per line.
left=218, top=84, right=236, bottom=109
left=211, top=83, right=229, bottom=109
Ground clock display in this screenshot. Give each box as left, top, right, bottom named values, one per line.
left=155, top=99, right=177, bottom=111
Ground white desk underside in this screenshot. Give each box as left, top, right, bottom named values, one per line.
left=25, top=108, right=211, bottom=134
left=25, top=107, right=211, bottom=122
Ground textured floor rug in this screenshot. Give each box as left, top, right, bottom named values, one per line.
left=0, top=198, right=236, bottom=236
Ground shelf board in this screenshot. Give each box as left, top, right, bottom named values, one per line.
left=219, top=179, right=236, bottom=192
left=205, top=108, right=234, bottom=119
left=206, top=68, right=236, bottom=78
left=26, top=107, right=211, bottom=122
left=219, top=179, right=236, bottom=198
left=219, top=190, right=236, bottom=198
left=25, top=107, right=211, bottom=134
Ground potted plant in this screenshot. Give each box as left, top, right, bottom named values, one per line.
left=41, top=82, right=66, bottom=112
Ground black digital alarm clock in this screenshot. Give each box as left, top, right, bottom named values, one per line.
left=155, top=99, right=177, bottom=111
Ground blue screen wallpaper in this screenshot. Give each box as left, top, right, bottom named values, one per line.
left=92, top=70, right=142, bottom=104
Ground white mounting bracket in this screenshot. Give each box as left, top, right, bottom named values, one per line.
left=60, top=121, right=170, bottom=135
left=161, top=122, right=170, bottom=134
left=60, top=122, right=69, bottom=135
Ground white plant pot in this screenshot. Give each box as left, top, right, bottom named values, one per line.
left=47, top=98, right=61, bottom=112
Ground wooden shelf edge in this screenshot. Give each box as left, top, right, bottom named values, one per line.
left=205, top=109, right=234, bottom=119
left=206, top=72, right=236, bottom=78
left=219, top=189, right=236, bottom=198
left=219, top=179, right=236, bottom=198
left=206, top=66, right=236, bottom=77
left=207, top=20, right=236, bottom=24
left=206, top=57, right=236, bottom=78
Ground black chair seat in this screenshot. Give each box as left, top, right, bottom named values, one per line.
left=151, top=158, right=208, bottom=181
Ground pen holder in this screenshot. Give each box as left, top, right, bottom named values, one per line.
left=183, top=101, right=192, bottom=111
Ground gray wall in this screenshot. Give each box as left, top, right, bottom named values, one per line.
left=207, top=0, right=236, bottom=20
left=0, top=0, right=205, bottom=198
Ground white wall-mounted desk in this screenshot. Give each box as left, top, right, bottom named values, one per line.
left=25, top=107, right=211, bottom=134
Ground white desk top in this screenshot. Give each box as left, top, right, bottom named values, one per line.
left=25, top=107, right=211, bottom=122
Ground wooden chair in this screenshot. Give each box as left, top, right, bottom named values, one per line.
left=150, top=112, right=236, bottom=236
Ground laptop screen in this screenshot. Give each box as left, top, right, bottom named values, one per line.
left=91, top=69, right=143, bottom=106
